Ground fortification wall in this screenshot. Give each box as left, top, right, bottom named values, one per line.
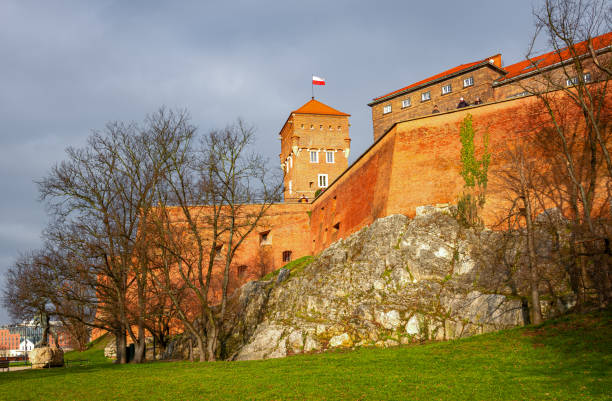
left=309, top=95, right=556, bottom=252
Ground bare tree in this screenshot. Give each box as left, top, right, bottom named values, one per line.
left=495, top=138, right=546, bottom=324
left=148, top=119, right=281, bottom=361
left=37, top=108, right=191, bottom=363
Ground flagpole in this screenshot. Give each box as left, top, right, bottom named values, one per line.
left=311, top=75, right=314, bottom=99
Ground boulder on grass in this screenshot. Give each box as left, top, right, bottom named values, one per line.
left=28, top=346, right=64, bottom=368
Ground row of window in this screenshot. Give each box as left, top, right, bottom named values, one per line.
left=300, top=124, right=343, bottom=131
left=566, top=73, right=591, bottom=87
left=382, top=76, right=475, bottom=115
left=310, top=150, right=335, bottom=163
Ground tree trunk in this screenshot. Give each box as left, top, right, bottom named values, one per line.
left=523, top=191, right=543, bottom=325
left=115, top=329, right=127, bottom=364
left=132, top=323, right=146, bottom=363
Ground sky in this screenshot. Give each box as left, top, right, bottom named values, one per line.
left=0, top=0, right=540, bottom=323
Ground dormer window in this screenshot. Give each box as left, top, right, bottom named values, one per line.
left=383, top=105, right=392, bottom=114
left=421, top=91, right=431, bottom=102
left=442, top=84, right=452, bottom=95
left=402, top=98, right=411, bottom=108
left=463, top=77, right=474, bottom=87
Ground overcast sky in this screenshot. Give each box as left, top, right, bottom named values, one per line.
left=0, top=0, right=541, bottom=323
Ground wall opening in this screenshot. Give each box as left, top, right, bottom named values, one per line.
left=237, top=265, right=248, bottom=277
left=282, top=250, right=292, bottom=263
left=259, top=230, right=271, bottom=246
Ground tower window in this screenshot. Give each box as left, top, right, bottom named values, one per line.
left=310, top=124, right=314, bottom=130
left=328, top=125, right=332, bottom=130
left=441, top=84, right=452, bottom=95
left=383, top=105, right=392, bottom=114
left=301, top=124, right=304, bottom=129
left=421, top=91, right=431, bottom=102
left=326, top=151, right=335, bottom=163
left=237, top=265, right=248, bottom=277
left=282, top=250, right=292, bottom=263
left=402, top=98, right=411, bottom=108
left=310, top=151, right=319, bottom=163
left=337, top=126, right=341, bottom=130
left=463, top=77, right=474, bottom=87
left=318, top=174, right=328, bottom=188
left=319, top=125, right=323, bottom=130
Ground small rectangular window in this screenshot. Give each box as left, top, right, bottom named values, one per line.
left=441, top=84, right=452, bottom=95
left=584, top=72, right=591, bottom=83
left=463, top=77, right=474, bottom=87
left=318, top=174, right=328, bottom=188
left=310, top=151, right=319, bottom=163
left=421, top=91, right=431, bottom=102
left=282, top=250, right=292, bottom=263
left=260, top=230, right=271, bottom=246
left=402, top=98, right=411, bottom=108
left=566, top=77, right=579, bottom=86
left=326, top=151, right=334, bottom=163
left=383, top=105, right=392, bottom=114
left=237, top=265, right=248, bottom=276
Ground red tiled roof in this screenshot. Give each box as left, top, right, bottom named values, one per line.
left=372, top=54, right=503, bottom=102
left=292, top=99, right=350, bottom=116
left=497, top=31, right=612, bottom=83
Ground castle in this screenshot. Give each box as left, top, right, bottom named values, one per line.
left=187, top=32, right=612, bottom=299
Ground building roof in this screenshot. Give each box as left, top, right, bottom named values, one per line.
left=370, top=54, right=504, bottom=104
left=292, top=99, right=350, bottom=116
left=496, top=31, right=612, bottom=84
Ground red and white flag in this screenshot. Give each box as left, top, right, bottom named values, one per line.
left=312, top=75, right=326, bottom=85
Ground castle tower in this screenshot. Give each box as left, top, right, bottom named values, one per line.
left=279, top=99, right=351, bottom=201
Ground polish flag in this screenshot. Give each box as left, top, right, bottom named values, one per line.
left=312, top=75, right=326, bottom=85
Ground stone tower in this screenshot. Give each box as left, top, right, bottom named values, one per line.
left=279, top=99, right=351, bottom=201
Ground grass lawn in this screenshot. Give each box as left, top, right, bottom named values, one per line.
left=0, top=310, right=610, bottom=400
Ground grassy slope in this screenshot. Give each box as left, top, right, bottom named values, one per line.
left=0, top=310, right=610, bottom=401
left=63, top=333, right=112, bottom=365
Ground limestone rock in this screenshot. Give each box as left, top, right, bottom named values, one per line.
left=329, top=333, right=352, bottom=348
left=104, top=340, right=116, bottom=360
left=29, top=346, right=64, bottom=368
left=375, top=310, right=401, bottom=330
left=221, top=211, right=569, bottom=361
left=405, top=315, right=420, bottom=336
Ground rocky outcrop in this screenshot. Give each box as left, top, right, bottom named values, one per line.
left=221, top=209, right=569, bottom=361
left=28, top=346, right=64, bottom=368
left=104, top=340, right=116, bottom=360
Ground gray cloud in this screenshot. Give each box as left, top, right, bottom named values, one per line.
left=0, top=0, right=537, bottom=322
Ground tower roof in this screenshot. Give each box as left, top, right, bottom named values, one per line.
left=292, top=99, right=350, bottom=116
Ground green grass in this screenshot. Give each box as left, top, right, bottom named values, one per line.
left=0, top=310, right=610, bottom=400
left=63, top=333, right=112, bottom=365
left=261, top=255, right=314, bottom=281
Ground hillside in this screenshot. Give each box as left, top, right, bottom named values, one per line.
left=0, top=310, right=610, bottom=400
